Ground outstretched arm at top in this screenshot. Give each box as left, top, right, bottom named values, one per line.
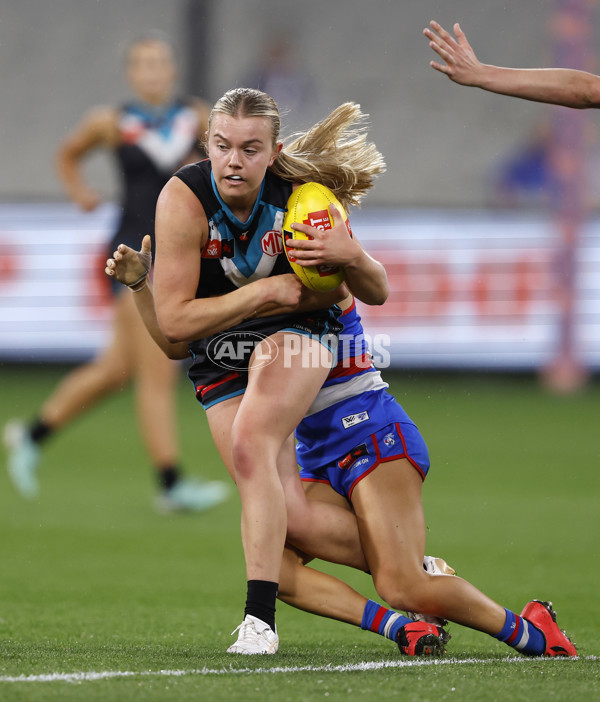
left=424, top=20, right=600, bottom=109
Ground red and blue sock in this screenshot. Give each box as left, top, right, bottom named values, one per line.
left=361, top=599, right=412, bottom=641
left=493, top=608, right=545, bottom=656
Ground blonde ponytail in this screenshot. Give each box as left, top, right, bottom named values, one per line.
left=271, top=103, right=386, bottom=209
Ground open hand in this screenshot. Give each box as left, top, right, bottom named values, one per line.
left=424, top=21, right=484, bottom=86
left=105, top=235, right=152, bottom=287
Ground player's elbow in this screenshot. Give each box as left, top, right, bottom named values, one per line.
left=157, top=314, right=187, bottom=345
left=347, top=258, right=389, bottom=305
left=367, top=283, right=389, bottom=306
left=155, top=302, right=189, bottom=344
left=162, top=343, right=189, bottom=360
left=162, top=326, right=187, bottom=345
left=350, top=279, right=389, bottom=306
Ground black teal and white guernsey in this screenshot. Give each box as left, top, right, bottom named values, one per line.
left=174, top=160, right=341, bottom=408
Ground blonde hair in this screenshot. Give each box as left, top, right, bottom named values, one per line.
left=208, top=88, right=385, bottom=209
left=209, top=87, right=281, bottom=137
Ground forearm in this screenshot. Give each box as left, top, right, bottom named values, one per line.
left=245, top=288, right=343, bottom=320
left=55, top=151, right=86, bottom=199
left=297, top=285, right=348, bottom=312
left=476, top=65, right=600, bottom=109
left=156, top=278, right=277, bottom=343
left=131, top=285, right=189, bottom=360
left=343, top=249, right=388, bottom=306
left=55, top=148, right=101, bottom=211
left=241, top=281, right=347, bottom=320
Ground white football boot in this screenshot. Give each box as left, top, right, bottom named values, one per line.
left=227, top=615, right=279, bottom=654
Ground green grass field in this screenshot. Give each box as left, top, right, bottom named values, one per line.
left=0, top=365, right=598, bottom=701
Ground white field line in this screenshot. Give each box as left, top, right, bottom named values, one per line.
left=0, top=655, right=596, bottom=684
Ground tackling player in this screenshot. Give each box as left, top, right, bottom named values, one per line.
left=107, top=209, right=576, bottom=659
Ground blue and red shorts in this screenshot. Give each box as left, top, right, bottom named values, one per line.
left=297, top=389, right=430, bottom=499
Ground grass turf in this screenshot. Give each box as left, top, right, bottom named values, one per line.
left=0, top=364, right=598, bottom=701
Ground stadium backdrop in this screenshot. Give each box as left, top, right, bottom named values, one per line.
left=0, top=203, right=599, bottom=370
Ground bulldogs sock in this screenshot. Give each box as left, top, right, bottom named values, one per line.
left=493, top=608, right=546, bottom=656
left=361, top=599, right=413, bottom=641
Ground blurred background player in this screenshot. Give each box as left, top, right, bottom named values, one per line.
left=487, top=120, right=555, bottom=209
left=3, top=32, right=229, bottom=513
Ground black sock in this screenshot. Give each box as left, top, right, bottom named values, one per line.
left=158, top=465, right=181, bottom=490
left=244, top=580, right=278, bottom=631
left=30, top=419, right=53, bottom=445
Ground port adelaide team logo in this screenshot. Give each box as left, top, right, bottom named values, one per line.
left=207, top=331, right=279, bottom=370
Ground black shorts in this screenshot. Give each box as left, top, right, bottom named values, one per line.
left=188, top=308, right=341, bottom=409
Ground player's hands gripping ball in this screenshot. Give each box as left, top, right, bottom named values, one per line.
left=283, top=182, right=352, bottom=292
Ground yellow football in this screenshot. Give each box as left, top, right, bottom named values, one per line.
left=282, top=182, right=351, bottom=292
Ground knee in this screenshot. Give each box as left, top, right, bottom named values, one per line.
left=230, top=434, right=250, bottom=481
left=230, top=419, right=264, bottom=481
left=374, top=566, right=431, bottom=613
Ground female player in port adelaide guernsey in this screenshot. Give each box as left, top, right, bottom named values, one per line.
left=3, top=33, right=229, bottom=513
left=106, top=87, right=575, bottom=658
left=114, top=86, right=389, bottom=655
